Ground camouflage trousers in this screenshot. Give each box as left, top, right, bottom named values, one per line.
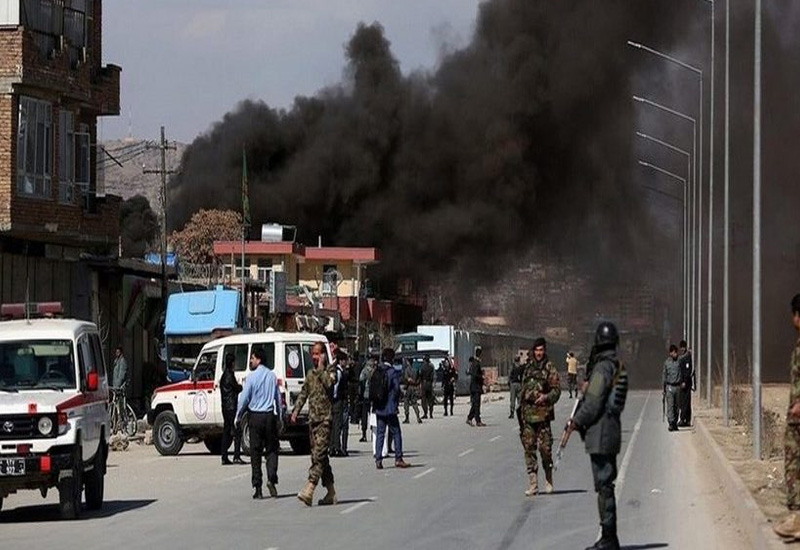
left=307, top=420, right=334, bottom=487
left=520, top=420, right=553, bottom=476
left=786, top=423, right=800, bottom=510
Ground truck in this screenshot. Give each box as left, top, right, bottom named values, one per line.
left=163, top=286, right=246, bottom=382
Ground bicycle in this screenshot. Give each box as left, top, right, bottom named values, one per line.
left=108, top=384, right=138, bottom=437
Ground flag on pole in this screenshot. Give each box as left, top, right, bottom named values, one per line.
left=242, top=148, right=251, bottom=227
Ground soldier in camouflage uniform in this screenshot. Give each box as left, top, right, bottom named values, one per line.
left=518, top=337, right=561, bottom=496
left=775, top=294, right=800, bottom=540
left=291, top=341, right=338, bottom=507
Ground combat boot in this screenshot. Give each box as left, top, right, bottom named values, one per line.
left=297, top=481, right=316, bottom=507
left=544, top=470, right=554, bottom=494
left=585, top=534, right=620, bottom=550
left=524, top=473, right=538, bottom=497
left=774, top=511, right=800, bottom=538
left=318, top=483, right=338, bottom=506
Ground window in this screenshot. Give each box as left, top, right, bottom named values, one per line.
left=0, top=340, right=76, bottom=390
left=322, top=265, right=339, bottom=296
left=223, top=344, right=250, bottom=373
left=59, top=110, right=75, bottom=203
left=285, top=344, right=307, bottom=379
left=21, top=0, right=92, bottom=61
left=194, top=351, right=218, bottom=382
left=89, top=333, right=106, bottom=376
left=76, top=123, right=91, bottom=208
left=17, top=97, right=53, bottom=198
left=256, top=343, right=275, bottom=370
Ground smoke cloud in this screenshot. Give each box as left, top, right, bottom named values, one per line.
left=168, top=1, right=696, bottom=289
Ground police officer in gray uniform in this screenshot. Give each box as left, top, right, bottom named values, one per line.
left=569, top=322, right=627, bottom=550
left=662, top=345, right=681, bottom=432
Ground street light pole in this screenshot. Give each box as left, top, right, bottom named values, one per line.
left=628, top=40, right=705, bottom=397
left=706, top=0, right=716, bottom=406
left=723, top=0, right=731, bottom=427
left=636, top=132, right=692, bottom=341
left=633, top=95, right=697, bottom=359
left=752, top=0, right=762, bottom=460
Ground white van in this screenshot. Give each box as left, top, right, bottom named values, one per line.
left=147, top=330, right=332, bottom=456
left=0, top=316, right=109, bottom=519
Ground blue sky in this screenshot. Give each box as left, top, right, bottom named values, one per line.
left=100, top=1, right=482, bottom=143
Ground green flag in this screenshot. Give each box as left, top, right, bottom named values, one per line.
left=242, top=148, right=251, bottom=227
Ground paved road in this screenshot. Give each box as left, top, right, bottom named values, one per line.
left=1, top=391, right=747, bottom=550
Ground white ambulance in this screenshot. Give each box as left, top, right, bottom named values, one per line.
left=0, top=306, right=109, bottom=519
left=148, top=330, right=332, bottom=456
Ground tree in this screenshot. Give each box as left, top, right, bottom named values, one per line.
left=170, top=209, right=242, bottom=264
left=120, top=195, right=159, bottom=258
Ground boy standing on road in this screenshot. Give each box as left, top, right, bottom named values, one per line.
left=775, top=294, right=800, bottom=540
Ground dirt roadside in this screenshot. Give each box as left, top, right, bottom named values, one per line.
left=696, top=384, right=789, bottom=525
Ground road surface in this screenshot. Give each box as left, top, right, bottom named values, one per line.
left=1, top=391, right=748, bottom=550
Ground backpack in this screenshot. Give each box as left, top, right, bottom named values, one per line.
left=369, top=365, right=389, bottom=407
left=606, top=360, right=628, bottom=416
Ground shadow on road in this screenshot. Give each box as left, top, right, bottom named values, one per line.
left=547, top=489, right=588, bottom=496
left=621, top=544, right=669, bottom=549
left=0, top=499, right=157, bottom=523
left=335, top=498, right=375, bottom=505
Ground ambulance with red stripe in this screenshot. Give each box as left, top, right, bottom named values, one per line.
left=0, top=308, right=109, bottom=520
left=148, top=330, right=331, bottom=456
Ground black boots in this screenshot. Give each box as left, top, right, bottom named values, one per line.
left=586, top=532, right=620, bottom=550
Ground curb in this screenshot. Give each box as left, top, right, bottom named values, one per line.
left=695, top=418, right=787, bottom=549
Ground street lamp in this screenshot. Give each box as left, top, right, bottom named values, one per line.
left=633, top=95, right=697, bottom=381
left=628, top=40, right=705, bottom=406
left=636, top=132, right=692, bottom=345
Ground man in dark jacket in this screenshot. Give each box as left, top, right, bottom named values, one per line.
left=569, top=322, right=627, bottom=550
left=677, top=340, right=693, bottom=427
left=509, top=356, right=524, bottom=419
left=466, top=349, right=486, bottom=427
left=374, top=348, right=410, bottom=470
left=441, top=358, right=457, bottom=416
left=220, top=353, right=244, bottom=465
left=420, top=355, right=435, bottom=419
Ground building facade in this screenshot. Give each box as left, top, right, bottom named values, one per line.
left=0, top=0, right=121, bottom=253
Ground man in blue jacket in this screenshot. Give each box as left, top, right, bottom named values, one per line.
left=373, top=348, right=410, bottom=470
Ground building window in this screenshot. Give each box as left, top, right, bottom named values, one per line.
left=58, top=110, right=75, bottom=203
left=322, top=264, right=339, bottom=297
left=17, top=97, right=53, bottom=198
left=76, top=123, right=91, bottom=208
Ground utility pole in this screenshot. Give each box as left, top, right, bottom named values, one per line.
left=752, top=0, right=762, bottom=460
left=144, top=126, right=177, bottom=319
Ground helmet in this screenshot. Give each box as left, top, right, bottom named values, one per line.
left=594, top=322, right=619, bottom=348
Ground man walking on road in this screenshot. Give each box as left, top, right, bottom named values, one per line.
left=420, top=355, right=435, bottom=419
left=358, top=355, right=376, bottom=442
left=518, top=338, right=561, bottom=496
left=220, top=353, right=244, bottom=465
left=466, top=349, right=486, bottom=427
left=403, top=358, right=422, bottom=424
left=236, top=348, right=282, bottom=500
left=291, top=342, right=338, bottom=507
left=441, top=358, right=457, bottom=416
left=662, top=345, right=681, bottom=432
left=568, top=322, right=627, bottom=550
left=774, top=294, right=800, bottom=540
left=677, top=340, right=693, bottom=427
left=373, top=348, right=410, bottom=470
left=508, top=356, right=524, bottom=419
left=566, top=351, right=579, bottom=398
left=330, top=350, right=348, bottom=457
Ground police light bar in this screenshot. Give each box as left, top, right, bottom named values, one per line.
left=1, top=302, right=64, bottom=319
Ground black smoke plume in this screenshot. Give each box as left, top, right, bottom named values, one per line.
left=169, top=1, right=700, bottom=289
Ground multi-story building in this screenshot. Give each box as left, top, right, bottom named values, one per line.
left=0, top=0, right=121, bottom=255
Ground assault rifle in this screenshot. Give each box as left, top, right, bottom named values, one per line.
left=553, top=395, right=582, bottom=471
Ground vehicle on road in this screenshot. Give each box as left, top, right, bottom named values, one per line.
left=163, top=286, right=247, bottom=383
left=0, top=306, right=109, bottom=520
left=148, top=330, right=332, bottom=457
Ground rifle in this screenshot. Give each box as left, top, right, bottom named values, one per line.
left=554, top=396, right=582, bottom=471
left=662, top=389, right=666, bottom=423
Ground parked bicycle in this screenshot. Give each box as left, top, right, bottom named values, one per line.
left=109, top=384, right=138, bottom=437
